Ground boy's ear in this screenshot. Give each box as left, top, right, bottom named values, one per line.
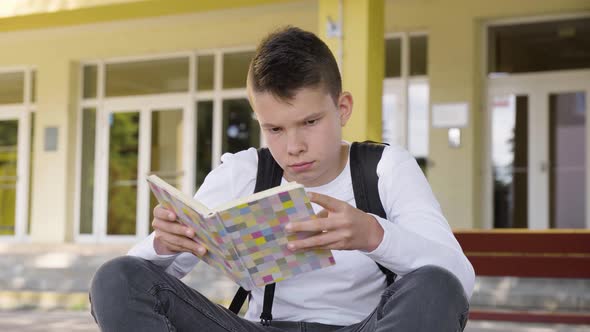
left=338, top=92, right=353, bottom=126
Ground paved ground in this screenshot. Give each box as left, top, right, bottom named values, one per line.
left=0, top=310, right=588, bottom=332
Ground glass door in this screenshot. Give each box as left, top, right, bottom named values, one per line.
left=97, top=102, right=187, bottom=241
left=0, top=119, right=18, bottom=236
left=487, top=71, right=590, bottom=229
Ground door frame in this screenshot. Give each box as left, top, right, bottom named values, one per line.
left=0, top=106, right=32, bottom=242
left=82, top=95, right=191, bottom=243
left=485, top=69, right=590, bottom=229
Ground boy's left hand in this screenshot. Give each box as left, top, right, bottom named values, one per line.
left=285, top=192, right=384, bottom=252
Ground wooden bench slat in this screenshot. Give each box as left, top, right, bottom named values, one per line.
left=469, top=309, right=590, bottom=325
left=455, top=232, right=590, bottom=254
left=468, top=256, right=590, bottom=278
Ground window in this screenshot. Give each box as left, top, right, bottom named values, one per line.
left=488, top=17, right=590, bottom=74
left=383, top=33, right=429, bottom=173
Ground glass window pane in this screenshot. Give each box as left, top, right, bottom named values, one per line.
left=106, top=58, right=189, bottom=97
left=409, top=36, right=428, bottom=76
left=488, top=18, right=590, bottom=74
left=83, top=65, right=98, bottom=99
left=27, top=113, right=35, bottom=234
left=149, top=109, right=183, bottom=233
left=385, top=38, right=401, bottom=78
left=0, top=120, right=18, bottom=235
left=492, top=95, right=528, bottom=228
left=107, top=112, right=139, bottom=235
left=549, top=92, right=586, bottom=229
left=382, top=92, right=403, bottom=146
left=223, top=51, right=254, bottom=89
left=196, top=101, right=213, bottom=189
left=222, top=99, right=260, bottom=154
left=407, top=83, right=429, bottom=158
left=197, top=55, right=214, bottom=91
left=0, top=72, right=24, bottom=104
left=31, top=70, right=37, bottom=103
left=79, top=108, right=96, bottom=234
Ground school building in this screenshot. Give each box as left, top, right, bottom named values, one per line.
left=0, top=0, right=589, bottom=246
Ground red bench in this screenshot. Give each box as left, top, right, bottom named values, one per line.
left=454, top=230, right=590, bottom=325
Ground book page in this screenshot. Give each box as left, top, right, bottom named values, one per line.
left=147, top=175, right=249, bottom=286
left=212, top=181, right=302, bottom=213
left=217, top=185, right=335, bottom=287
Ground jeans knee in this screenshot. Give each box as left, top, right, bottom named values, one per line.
left=387, top=265, right=468, bottom=309
left=90, top=256, right=149, bottom=303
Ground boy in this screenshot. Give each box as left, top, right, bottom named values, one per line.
left=90, top=26, right=474, bottom=331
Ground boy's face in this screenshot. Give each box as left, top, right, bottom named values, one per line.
left=248, top=86, right=353, bottom=187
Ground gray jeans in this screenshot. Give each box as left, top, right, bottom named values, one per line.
left=90, top=256, right=469, bottom=332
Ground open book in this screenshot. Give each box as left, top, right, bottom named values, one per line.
left=147, top=174, right=335, bottom=289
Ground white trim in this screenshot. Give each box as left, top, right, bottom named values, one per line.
left=0, top=66, right=29, bottom=74
left=102, top=52, right=192, bottom=65
left=212, top=51, right=223, bottom=169
left=136, top=107, right=151, bottom=240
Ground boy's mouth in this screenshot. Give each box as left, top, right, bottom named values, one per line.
left=289, top=161, right=314, bottom=172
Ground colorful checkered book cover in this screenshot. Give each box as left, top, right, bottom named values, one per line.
left=146, top=174, right=336, bottom=289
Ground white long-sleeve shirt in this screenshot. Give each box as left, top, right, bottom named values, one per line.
left=128, top=143, right=475, bottom=325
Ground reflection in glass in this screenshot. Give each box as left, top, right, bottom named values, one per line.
left=409, top=36, right=428, bottom=76
left=31, top=71, right=37, bottom=103
left=549, top=92, right=586, bottom=228
left=222, top=99, right=260, bottom=154
left=196, top=101, right=213, bottom=190
left=407, top=83, right=429, bottom=158
left=83, top=65, right=98, bottom=99
left=197, top=55, right=215, bottom=91
left=381, top=93, right=400, bottom=145
left=149, top=109, right=183, bottom=232
left=0, top=72, right=24, bottom=104
left=106, top=58, right=189, bottom=97
left=492, top=95, right=528, bottom=228
left=385, top=38, right=401, bottom=78
left=223, top=52, right=254, bottom=89
left=0, top=120, right=18, bottom=235
left=107, top=112, right=139, bottom=235
left=79, top=108, right=96, bottom=234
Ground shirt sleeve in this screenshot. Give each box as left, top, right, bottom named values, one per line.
left=126, top=148, right=259, bottom=279
left=363, top=145, right=475, bottom=298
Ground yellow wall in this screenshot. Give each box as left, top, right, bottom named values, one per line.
left=385, top=0, right=590, bottom=229
left=0, top=1, right=317, bottom=242
left=1, top=0, right=589, bottom=242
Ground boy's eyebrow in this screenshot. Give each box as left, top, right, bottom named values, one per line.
left=260, top=112, right=325, bottom=128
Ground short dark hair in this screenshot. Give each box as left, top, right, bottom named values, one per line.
left=248, top=26, right=342, bottom=104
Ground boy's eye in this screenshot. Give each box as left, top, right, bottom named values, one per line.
left=269, top=127, right=282, bottom=133
left=306, top=119, right=318, bottom=125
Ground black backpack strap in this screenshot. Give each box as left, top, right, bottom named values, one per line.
left=350, top=141, right=397, bottom=286
left=260, top=284, right=275, bottom=326
left=229, top=147, right=283, bottom=322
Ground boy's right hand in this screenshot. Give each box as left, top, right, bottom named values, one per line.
left=152, top=205, right=208, bottom=257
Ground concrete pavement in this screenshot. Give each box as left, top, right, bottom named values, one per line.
left=0, top=310, right=589, bottom=332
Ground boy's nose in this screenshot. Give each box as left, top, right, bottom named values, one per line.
left=287, top=130, right=306, bottom=156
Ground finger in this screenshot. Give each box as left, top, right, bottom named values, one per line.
left=287, top=231, right=341, bottom=251
left=153, top=205, right=177, bottom=221
left=316, top=209, right=329, bottom=218
left=286, top=218, right=333, bottom=233
left=152, top=218, right=194, bottom=237
left=159, top=232, right=207, bottom=256
left=309, top=192, right=343, bottom=212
